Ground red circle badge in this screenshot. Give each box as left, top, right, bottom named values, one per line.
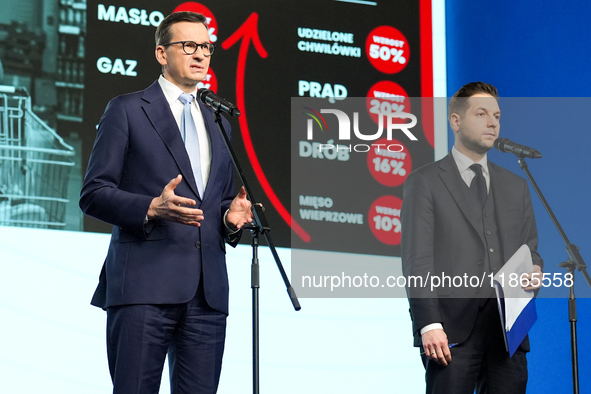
left=366, top=26, right=409, bottom=74
left=366, top=81, right=411, bottom=126
left=367, top=138, right=411, bottom=187
left=368, top=195, right=403, bottom=245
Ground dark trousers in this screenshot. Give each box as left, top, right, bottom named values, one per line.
left=106, top=282, right=227, bottom=394
left=423, top=299, right=528, bottom=394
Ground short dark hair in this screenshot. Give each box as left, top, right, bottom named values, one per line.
left=448, top=82, right=499, bottom=120
left=155, top=11, right=208, bottom=47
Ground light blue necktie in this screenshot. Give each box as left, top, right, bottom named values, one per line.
left=179, top=93, right=204, bottom=197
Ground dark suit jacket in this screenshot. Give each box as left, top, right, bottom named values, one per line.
left=80, top=81, right=238, bottom=315
left=401, top=153, right=543, bottom=348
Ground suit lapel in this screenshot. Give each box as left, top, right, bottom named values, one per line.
left=198, top=101, right=224, bottom=202
left=141, top=81, right=201, bottom=199
left=489, top=162, right=511, bottom=260
left=438, top=154, right=485, bottom=243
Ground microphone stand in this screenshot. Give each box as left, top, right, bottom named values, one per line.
left=517, top=157, right=591, bottom=394
left=210, top=110, right=301, bottom=394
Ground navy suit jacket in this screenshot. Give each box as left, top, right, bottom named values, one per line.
left=401, top=153, right=543, bottom=348
left=80, top=81, right=238, bottom=315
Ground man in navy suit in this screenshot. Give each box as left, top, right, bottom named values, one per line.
left=401, top=82, right=543, bottom=394
left=80, top=11, right=252, bottom=394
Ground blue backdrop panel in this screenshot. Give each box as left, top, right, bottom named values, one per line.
left=447, top=1, right=591, bottom=392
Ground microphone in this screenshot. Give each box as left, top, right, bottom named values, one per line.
left=197, top=88, right=241, bottom=117
left=494, top=138, right=542, bottom=159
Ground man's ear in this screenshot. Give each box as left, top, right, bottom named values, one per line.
left=449, top=113, right=461, bottom=133
left=155, top=46, right=167, bottom=66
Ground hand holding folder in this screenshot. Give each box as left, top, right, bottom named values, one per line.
left=493, top=244, right=539, bottom=357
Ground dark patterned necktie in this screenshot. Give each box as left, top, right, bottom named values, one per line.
left=469, top=164, right=487, bottom=207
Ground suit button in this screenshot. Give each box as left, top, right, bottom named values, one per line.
left=484, top=212, right=489, bottom=217
left=477, top=260, right=484, bottom=266
left=195, top=241, right=201, bottom=248
left=486, top=230, right=492, bottom=235
left=489, top=248, right=494, bottom=253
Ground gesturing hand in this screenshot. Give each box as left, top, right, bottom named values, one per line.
left=226, top=186, right=253, bottom=230
left=147, top=175, right=204, bottom=226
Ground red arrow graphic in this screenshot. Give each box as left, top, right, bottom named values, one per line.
left=222, top=13, right=311, bottom=243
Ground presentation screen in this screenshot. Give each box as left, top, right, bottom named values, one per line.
left=82, top=0, right=437, bottom=253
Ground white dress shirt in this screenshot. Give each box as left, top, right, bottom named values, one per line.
left=156, top=76, right=240, bottom=233
left=158, top=75, right=212, bottom=190
left=451, top=146, right=490, bottom=192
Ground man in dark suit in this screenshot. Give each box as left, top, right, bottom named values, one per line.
left=80, top=11, right=252, bottom=394
left=401, top=82, right=543, bottom=394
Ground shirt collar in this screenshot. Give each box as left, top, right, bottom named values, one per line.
left=452, top=146, right=489, bottom=176
left=158, top=75, right=198, bottom=106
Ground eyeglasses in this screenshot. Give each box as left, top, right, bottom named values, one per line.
left=161, top=41, right=216, bottom=57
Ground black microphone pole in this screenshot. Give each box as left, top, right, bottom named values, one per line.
left=206, top=104, right=301, bottom=394
left=516, top=157, right=591, bottom=394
